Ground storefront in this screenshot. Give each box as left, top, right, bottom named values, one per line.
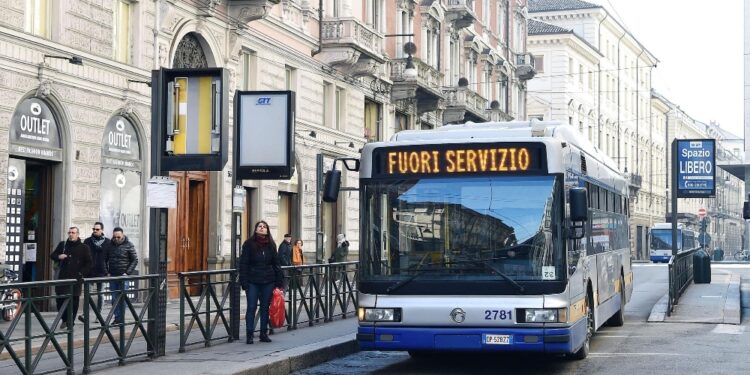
left=99, top=115, right=143, bottom=257
left=5, top=97, right=65, bottom=282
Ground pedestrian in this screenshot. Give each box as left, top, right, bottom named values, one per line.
left=238, top=220, right=284, bottom=344
left=50, top=226, right=92, bottom=329
left=105, top=227, right=138, bottom=324
left=292, top=239, right=304, bottom=266
left=277, top=234, right=293, bottom=290
left=333, top=234, right=349, bottom=263
left=332, top=234, right=350, bottom=282
left=278, top=234, right=293, bottom=267
left=79, top=222, right=112, bottom=323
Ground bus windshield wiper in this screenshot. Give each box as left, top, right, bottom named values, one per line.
left=479, top=260, right=525, bottom=293
left=385, top=267, right=442, bottom=293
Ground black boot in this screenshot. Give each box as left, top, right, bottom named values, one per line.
left=259, top=331, right=272, bottom=343
left=246, top=332, right=254, bottom=344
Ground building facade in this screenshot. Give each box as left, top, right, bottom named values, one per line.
left=0, top=0, right=533, bottom=294
left=526, top=0, right=660, bottom=259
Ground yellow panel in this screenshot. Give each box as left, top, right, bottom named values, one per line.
left=568, top=298, right=586, bottom=322
left=197, top=76, right=212, bottom=153
left=173, top=77, right=188, bottom=155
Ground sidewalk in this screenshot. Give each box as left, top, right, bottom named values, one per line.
left=648, top=267, right=741, bottom=324
left=92, top=318, right=358, bottom=375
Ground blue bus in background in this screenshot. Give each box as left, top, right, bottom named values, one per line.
left=649, top=223, right=697, bottom=263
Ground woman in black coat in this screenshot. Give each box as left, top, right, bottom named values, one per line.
left=238, top=220, right=284, bottom=344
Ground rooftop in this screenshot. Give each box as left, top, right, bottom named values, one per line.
left=529, top=0, right=602, bottom=12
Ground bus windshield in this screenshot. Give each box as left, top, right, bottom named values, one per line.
left=360, top=175, right=564, bottom=283
left=651, top=229, right=681, bottom=250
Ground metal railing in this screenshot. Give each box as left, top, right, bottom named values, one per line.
left=667, top=248, right=698, bottom=316
left=81, top=275, right=159, bottom=373
left=0, top=279, right=77, bottom=375
left=178, top=269, right=236, bottom=352
left=0, top=263, right=358, bottom=372
left=280, top=261, right=358, bottom=330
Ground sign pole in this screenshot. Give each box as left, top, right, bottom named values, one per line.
left=148, top=69, right=168, bottom=357
left=671, top=139, right=678, bottom=258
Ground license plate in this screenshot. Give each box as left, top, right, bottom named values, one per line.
left=483, top=334, right=512, bottom=345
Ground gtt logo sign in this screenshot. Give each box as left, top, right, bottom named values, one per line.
left=256, top=97, right=271, bottom=105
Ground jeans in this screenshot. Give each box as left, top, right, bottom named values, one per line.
left=92, top=282, right=104, bottom=313
left=110, top=280, right=129, bottom=322
left=245, top=282, right=274, bottom=334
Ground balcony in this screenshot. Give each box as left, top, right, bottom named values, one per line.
left=318, top=17, right=386, bottom=77
left=227, top=0, right=281, bottom=25
left=515, top=53, right=537, bottom=81
left=442, top=87, right=489, bottom=124
left=445, top=0, right=477, bottom=30
left=487, top=108, right=513, bottom=122
left=627, top=173, right=642, bottom=200
left=390, top=58, right=444, bottom=114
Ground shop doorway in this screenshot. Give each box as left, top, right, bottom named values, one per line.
left=167, top=171, right=209, bottom=297
left=5, top=158, right=56, bottom=283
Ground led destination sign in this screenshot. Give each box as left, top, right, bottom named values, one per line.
left=373, top=143, right=547, bottom=178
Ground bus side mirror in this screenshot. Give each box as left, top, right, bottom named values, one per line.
left=322, top=170, right=341, bottom=202
left=568, top=188, right=587, bottom=240
left=569, top=188, right=588, bottom=222
left=743, top=201, right=750, bottom=220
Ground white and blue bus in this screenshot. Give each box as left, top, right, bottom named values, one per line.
left=649, top=223, right=697, bottom=263
left=325, top=121, right=633, bottom=359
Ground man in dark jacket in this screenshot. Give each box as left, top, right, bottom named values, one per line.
left=278, top=234, right=292, bottom=267
left=80, top=222, right=111, bottom=322
left=50, top=226, right=91, bottom=329
left=105, top=227, right=138, bottom=324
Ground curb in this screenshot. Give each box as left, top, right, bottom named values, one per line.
left=230, top=334, right=359, bottom=375
left=647, top=293, right=669, bottom=322
left=724, top=274, right=741, bottom=325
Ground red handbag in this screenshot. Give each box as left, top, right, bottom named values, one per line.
left=269, top=288, right=285, bottom=328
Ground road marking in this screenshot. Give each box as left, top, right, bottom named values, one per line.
left=597, top=335, right=660, bottom=338
left=711, top=324, right=745, bottom=335
left=632, top=264, right=666, bottom=267
left=701, top=295, right=722, bottom=298
left=589, top=352, right=685, bottom=357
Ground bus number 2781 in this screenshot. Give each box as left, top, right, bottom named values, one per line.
left=484, top=310, right=513, bottom=320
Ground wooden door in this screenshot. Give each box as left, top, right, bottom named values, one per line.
left=167, top=171, right=209, bottom=298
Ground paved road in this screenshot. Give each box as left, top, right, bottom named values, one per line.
left=295, top=264, right=750, bottom=375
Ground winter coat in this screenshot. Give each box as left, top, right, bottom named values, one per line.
left=50, top=239, right=92, bottom=296
left=106, top=236, right=138, bottom=276
left=238, top=238, right=284, bottom=288
left=278, top=241, right=293, bottom=267
left=84, top=235, right=111, bottom=277
left=333, top=241, right=349, bottom=263
left=292, top=245, right=304, bottom=266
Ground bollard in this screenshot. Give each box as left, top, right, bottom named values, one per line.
left=693, top=249, right=711, bottom=284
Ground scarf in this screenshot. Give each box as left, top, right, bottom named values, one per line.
left=255, top=235, right=270, bottom=247
left=92, top=235, right=106, bottom=249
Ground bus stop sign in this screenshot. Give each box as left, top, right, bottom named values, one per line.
left=675, top=139, right=715, bottom=198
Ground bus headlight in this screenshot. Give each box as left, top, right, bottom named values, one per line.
left=358, top=307, right=402, bottom=322
left=519, top=308, right=567, bottom=323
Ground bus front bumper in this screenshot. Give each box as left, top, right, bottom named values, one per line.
left=357, top=318, right=586, bottom=354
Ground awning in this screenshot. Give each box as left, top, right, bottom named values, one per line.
left=718, top=163, right=749, bottom=180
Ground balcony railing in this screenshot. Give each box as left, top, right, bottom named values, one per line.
left=321, top=17, right=385, bottom=62
left=443, top=87, right=488, bottom=116
left=445, top=0, right=476, bottom=29
left=629, top=173, right=643, bottom=188
left=390, top=58, right=443, bottom=88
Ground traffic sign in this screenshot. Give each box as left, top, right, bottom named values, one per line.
left=675, top=139, right=716, bottom=198
left=698, top=208, right=706, bottom=218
